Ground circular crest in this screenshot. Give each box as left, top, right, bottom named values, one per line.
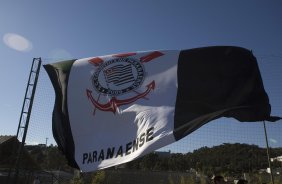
left=92, top=57, right=145, bottom=96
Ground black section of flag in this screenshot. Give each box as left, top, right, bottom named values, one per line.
left=43, top=60, right=79, bottom=169
left=103, top=64, right=135, bottom=86
left=174, top=46, right=279, bottom=141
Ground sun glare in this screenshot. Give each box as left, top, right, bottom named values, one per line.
left=3, top=33, right=33, bottom=52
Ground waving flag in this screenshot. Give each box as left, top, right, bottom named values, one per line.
left=44, top=46, right=280, bottom=172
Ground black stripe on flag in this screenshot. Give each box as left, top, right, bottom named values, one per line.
left=43, top=59, right=79, bottom=169
left=174, top=46, right=280, bottom=140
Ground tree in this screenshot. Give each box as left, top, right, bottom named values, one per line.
left=70, top=171, right=84, bottom=184
left=91, top=171, right=106, bottom=184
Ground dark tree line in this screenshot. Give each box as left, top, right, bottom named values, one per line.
left=25, top=143, right=282, bottom=176
left=126, top=143, right=282, bottom=176
left=27, top=145, right=73, bottom=172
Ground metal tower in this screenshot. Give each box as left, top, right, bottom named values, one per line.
left=11, top=57, right=42, bottom=183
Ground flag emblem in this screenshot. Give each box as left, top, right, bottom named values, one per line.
left=87, top=56, right=157, bottom=114
left=92, top=57, right=145, bottom=96
left=103, top=64, right=135, bottom=86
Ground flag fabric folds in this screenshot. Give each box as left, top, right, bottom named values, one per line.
left=44, top=46, right=280, bottom=172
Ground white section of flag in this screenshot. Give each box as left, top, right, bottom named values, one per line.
left=67, top=50, right=180, bottom=171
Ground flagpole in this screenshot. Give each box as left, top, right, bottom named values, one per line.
left=263, top=121, right=275, bottom=184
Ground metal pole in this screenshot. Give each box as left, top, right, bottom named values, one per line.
left=7, top=60, right=37, bottom=184
left=16, top=60, right=36, bottom=137
left=263, top=121, right=275, bottom=184
left=46, top=137, right=48, bottom=147
left=14, top=58, right=42, bottom=184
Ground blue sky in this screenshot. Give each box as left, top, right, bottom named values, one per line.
left=0, top=1, right=281, bottom=152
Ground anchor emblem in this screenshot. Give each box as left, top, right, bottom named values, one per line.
left=86, top=51, right=163, bottom=115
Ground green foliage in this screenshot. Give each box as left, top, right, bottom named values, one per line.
left=140, top=152, right=160, bottom=170
left=185, top=175, right=196, bottom=184
left=21, top=143, right=282, bottom=183
left=199, top=175, right=208, bottom=184
left=180, top=175, right=192, bottom=184
left=91, top=170, right=106, bottom=184
left=70, top=170, right=84, bottom=184
left=168, top=174, right=175, bottom=184
left=187, top=143, right=279, bottom=175
left=70, top=176, right=84, bottom=184
left=274, top=177, right=282, bottom=184
left=127, top=143, right=282, bottom=176
left=28, top=145, right=73, bottom=171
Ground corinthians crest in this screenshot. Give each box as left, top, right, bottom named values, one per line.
left=86, top=51, right=164, bottom=114
left=93, top=57, right=145, bottom=96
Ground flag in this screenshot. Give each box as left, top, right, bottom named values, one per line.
left=44, top=46, right=280, bottom=172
